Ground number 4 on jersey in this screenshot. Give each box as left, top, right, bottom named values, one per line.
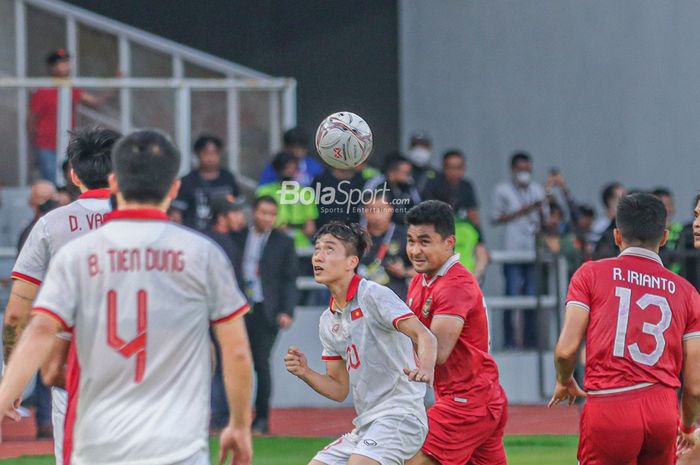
left=107, top=290, right=148, bottom=383
left=613, top=286, right=671, bottom=366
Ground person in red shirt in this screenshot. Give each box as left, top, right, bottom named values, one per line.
left=404, top=200, right=508, bottom=465
left=29, top=49, right=106, bottom=183
left=550, top=193, right=700, bottom=465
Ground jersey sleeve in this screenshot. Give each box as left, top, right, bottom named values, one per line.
left=12, top=218, right=50, bottom=285
left=683, top=289, right=700, bottom=341
left=566, top=262, right=594, bottom=312
left=365, top=283, right=416, bottom=331
left=319, top=314, right=344, bottom=361
left=207, top=245, right=249, bottom=324
left=32, top=248, right=78, bottom=331
left=431, top=278, right=478, bottom=321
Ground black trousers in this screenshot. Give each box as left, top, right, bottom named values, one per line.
left=245, top=303, right=279, bottom=420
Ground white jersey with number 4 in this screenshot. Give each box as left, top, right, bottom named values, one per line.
left=33, top=208, right=249, bottom=465
left=12, top=189, right=112, bottom=465
left=319, top=275, right=427, bottom=429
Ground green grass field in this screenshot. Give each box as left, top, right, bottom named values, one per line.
left=0, top=435, right=579, bottom=465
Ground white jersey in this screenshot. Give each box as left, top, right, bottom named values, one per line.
left=319, top=275, right=427, bottom=429
left=33, top=208, right=249, bottom=465
left=12, top=189, right=112, bottom=285
left=11, top=189, right=111, bottom=465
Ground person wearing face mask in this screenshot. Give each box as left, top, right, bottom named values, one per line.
left=492, top=151, right=547, bottom=349
left=407, top=132, right=438, bottom=193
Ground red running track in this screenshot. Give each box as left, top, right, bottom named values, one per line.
left=0, top=405, right=581, bottom=459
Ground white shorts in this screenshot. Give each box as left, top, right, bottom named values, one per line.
left=313, top=413, right=427, bottom=465
left=52, top=387, right=68, bottom=465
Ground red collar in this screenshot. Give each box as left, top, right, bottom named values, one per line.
left=329, top=274, right=362, bottom=313
left=104, top=209, right=170, bottom=222
left=78, top=188, right=111, bottom=199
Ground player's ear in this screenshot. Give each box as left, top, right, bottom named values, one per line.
left=70, top=169, right=82, bottom=189
left=167, top=179, right=181, bottom=200
left=658, top=229, right=669, bottom=248
left=445, top=234, right=456, bottom=250
left=613, top=228, right=623, bottom=249
left=348, top=255, right=359, bottom=272
left=108, top=173, right=119, bottom=194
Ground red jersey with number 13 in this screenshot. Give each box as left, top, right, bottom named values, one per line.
left=566, top=247, right=700, bottom=392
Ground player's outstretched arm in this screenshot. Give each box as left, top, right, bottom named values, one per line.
left=397, top=316, right=437, bottom=386
left=213, top=317, right=253, bottom=465
left=549, top=304, right=589, bottom=407
left=0, top=313, right=61, bottom=420
left=678, top=338, right=700, bottom=456
left=3, top=280, right=39, bottom=364
left=284, top=347, right=349, bottom=402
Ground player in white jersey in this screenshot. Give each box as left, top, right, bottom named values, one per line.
left=0, top=129, right=253, bottom=465
left=285, top=222, right=437, bottom=465
left=3, top=127, right=120, bottom=465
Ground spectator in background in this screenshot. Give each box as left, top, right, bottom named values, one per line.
left=365, top=154, right=421, bottom=223
left=681, top=194, right=700, bottom=289
left=359, top=194, right=414, bottom=299
left=406, top=131, right=438, bottom=193
left=233, top=196, right=299, bottom=434
left=312, top=166, right=365, bottom=229
left=492, top=151, right=547, bottom=349
left=18, top=180, right=58, bottom=249
left=558, top=204, right=596, bottom=275
left=590, top=182, right=625, bottom=243
left=652, top=187, right=684, bottom=274
left=356, top=161, right=379, bottom=182
left=172, top=134, right=240, bottom=231
left=259, top=127, right=323, bottom=187
left=204, top=196, right=245, bottom=433
left=29, top=49, right=110, bottom=183
left=422, top=149, right=480, bottom=226
left=15, top=179, right=58, bottom=439
left=257, top=152, right=318, bottom=247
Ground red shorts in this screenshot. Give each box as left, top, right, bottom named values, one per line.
left=422, top=384, right=508, bottom=465
left=579, top=384, right=678, bottom=465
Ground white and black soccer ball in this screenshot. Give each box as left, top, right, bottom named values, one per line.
left=315, top=111, right=373, bottom=169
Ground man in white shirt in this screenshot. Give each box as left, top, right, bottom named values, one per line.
left=0, top=129, right=253, bottom=465
left=285, top=222, right=437, bottom=465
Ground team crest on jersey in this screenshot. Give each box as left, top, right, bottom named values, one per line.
left=422, top=297, right=432, bottom=317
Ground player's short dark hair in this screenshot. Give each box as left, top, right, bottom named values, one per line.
left=443, top=149, right=465, bottom=163
left=193, top=134, right=222, bottom=155
left=577, top=204, right=595, bottom=218
left=283, top=127, right=308, bottom=147
left=112, top=129, right=181, bottom=204
left=406, top=200, right=455, bottom=238
left=67, top=127, right=121, bottom=189
left=510, top=151, right=531, bottom=168
left=601, top=182, right=623, bottom=208
left=615, top=193, right=667, bottom=247
left=314, top=222, right=370, bottom=261
left=253, top=195, right=277, bottom=209
left=651, top=187, right=673, bottom=199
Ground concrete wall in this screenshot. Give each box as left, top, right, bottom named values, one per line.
left=400, top=0, right=700, bottom=250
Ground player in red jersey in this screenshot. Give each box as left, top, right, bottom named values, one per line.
left=404, top=200, right=508, bottom=465
left=550, top=193, right=700, bottom=465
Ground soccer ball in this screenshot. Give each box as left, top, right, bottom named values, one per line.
left=315, top=112, right=373, bottom=169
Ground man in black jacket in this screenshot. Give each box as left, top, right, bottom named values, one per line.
left=234, top=196, right=299, bottom=434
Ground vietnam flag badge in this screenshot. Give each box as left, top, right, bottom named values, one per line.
left=351, top=308, right=364, bottom=321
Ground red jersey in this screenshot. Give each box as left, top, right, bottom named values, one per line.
left=30, top=87, right=83, bottom=149
left=407, top=254, right=500, bottom=401
left=567, top=247, right=700, bottom=393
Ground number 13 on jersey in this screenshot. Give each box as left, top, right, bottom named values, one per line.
left=613, top=286, right=671, bottom=367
